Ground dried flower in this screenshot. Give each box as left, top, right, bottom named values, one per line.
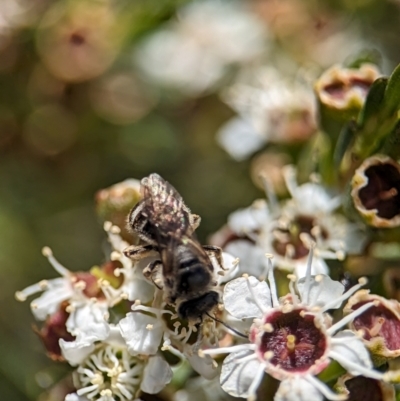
left=335, top=374, right=395, bottom=401
left=344, top=290, right=400, bottom=365
left=315, top=64, right=380, bottom=112
left=351, top=155, right=400, bottom=228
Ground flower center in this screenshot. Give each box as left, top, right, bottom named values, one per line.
left=257, top=309, right=327, bottom=373
left=272, top=215, right=327, bottom=259
left=358, top=163, right=400, bottom=219
left=322, top=77, right=373, bottom=100
left=351, top=301, right=400, bottom=351
left=76, top=345, right=143, bottom=400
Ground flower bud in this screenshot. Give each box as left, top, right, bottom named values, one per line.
left=95, top=179, right=141, bottom=242
left=351, top=155, right=400, bottom=227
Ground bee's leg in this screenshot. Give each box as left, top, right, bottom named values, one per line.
left=123, top=244, right=158, bottom=261
left=189, top=213, right=201, bottom=232
left=202, top=245, right=225, bottom=269
left=143, top=259, right=163, bottom=289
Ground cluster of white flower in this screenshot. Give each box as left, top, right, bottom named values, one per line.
left=135, top=0, right=268, bottom=96
left=16, top=211, right=239, bottom=400
left=16, top=170, right=400, bottom=401
left=217, top=67, right=317, bottom=160
left=211, top=166, right=366, bottom=278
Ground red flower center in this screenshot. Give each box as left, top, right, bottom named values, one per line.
left=257, top=309, right=327, bottom=373
left=272, top=215, right=327, bottom=260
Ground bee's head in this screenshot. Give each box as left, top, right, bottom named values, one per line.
left=177, top=291, right=219, bottom=321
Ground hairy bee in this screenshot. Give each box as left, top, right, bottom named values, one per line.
left=125, top=173, right=223, bottom=321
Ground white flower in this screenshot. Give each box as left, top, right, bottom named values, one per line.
left=201, top=253, right=387, bottom=401
left=260, top=167, right=366, bottom=277
left=15, top=222, right=155, bottom=343
left=218, top=167, right=367, bottom=278
left=135, top=1, right=267, bottom=96
left=15, top=247, right=112, bottom=339
left=66, top=323, right=172, bottom=401
left=217, top=67, right=316, bottom=159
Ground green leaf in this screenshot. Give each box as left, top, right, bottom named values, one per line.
left=357, top=77, right=387, bottom=126
left=334, top=119, right=358, bottom=168
left=383, top=63, right=400, bottom=114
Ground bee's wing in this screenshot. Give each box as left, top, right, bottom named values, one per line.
left=141, top=173, right=191, bottom=236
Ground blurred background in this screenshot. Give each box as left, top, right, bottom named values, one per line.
left=3, top=0, right=400, bottom=399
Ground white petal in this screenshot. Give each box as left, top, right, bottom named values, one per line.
left=223, top=276, right=271, bottom=319
left=125, top=276, right=155, bottom=303
left=224, top=240, right=268, bottom=278
left=216, top=251, right=240, bottom=284
left=330, top=330, right=373, bottom=374
left=220, top=350, right=261, bottom=398
left=141, top=355, right=172, bottom=394
left=187, top=352, right=218, bottom=380
left=65, top=393, right=88, bottom=401
left=66, top=303, right=110, bottom=341
left=296, top=274, right=344, bottom=309
left=294, top=257, right=329, bottom=279
left=60, top=338, right=95, bottom=366
left=217, top=117, right=266, bottom=161
left=30, top=278, right=72, bottom=320
left=292, top=184, right=340, bottom=214
left=119, top=312, right=163, bottom=355
left=275, top=377, right=322, bottom=401
left=228, top=201, right=269, bottom=234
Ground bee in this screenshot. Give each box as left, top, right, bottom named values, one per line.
left=124, top=173, right=223, bottom=321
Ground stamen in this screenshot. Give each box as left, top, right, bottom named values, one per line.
left=266, top=255, right=279, bottom=307
left=282, top=165, right=298, bottom=198
left=285, top=244, right=295, bottom=259
left=329, top=351, right=384, bottom=380
left=234, top=353, right=258, bottom=365
left=42, top=247, right=70, bottom=276
left=327, top=301, right=376, bottom=335
left=304, top=246, right=315, bottom=305
left=381, top=187, right=398, bottom=200
left=15, top=280, right=49, bottom=301
left=260, top=175, right=279, bottom=213
left=103, top=221, right=113, bottom=231
left=263, top=350, right=274, bottom=360
left=321, top=277, right=368, bottom=313
left=131, top=304, right=174, bottom=318
left=247, top=363, right=265, bottom=401
left=200, top=344, right=256, bottom=357
left=286, top=334, right=296, bottom=352
left=305, top=375, right=347, bottom=401
left=287, top=274, right=298, bottom=306
left=263, top=323, right=273, bottom=333
left=244, top=276, right=268, bottom=313
left=368, top=317, right=385, bottom=337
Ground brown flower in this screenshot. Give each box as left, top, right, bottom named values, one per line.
left=335, top=374, right=395, bottom=401
left=344, top=290, right=400, bottom=365
left=315, top=64, right=381, bottom=111
left=351, top=155, right=400, bottom=228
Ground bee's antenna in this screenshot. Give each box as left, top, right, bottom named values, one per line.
left=205, top=312, right=248, bottom=339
